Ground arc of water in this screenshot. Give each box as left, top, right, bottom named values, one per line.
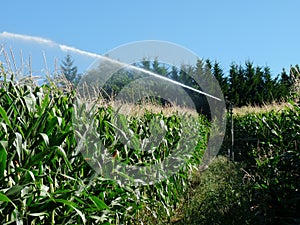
left=0, top=32, right=221, bottom=101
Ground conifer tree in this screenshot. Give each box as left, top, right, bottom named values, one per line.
left=60, top=54, right=80, bottom=86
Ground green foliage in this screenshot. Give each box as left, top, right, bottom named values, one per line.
left=60, top=54, right=81, bottom=86
left=222, top=102, right=300, bottom=224
left=0, top=67, right=210, bottom=224
left=228, top=61, right=281, bottom=107
left=84, top=57, right=299, bottom=113
left=82, top=58, right=213, bottom=117
left=2, top=54, right=300, bottom=224
left=175, top=102, right=300, bottom=224
left=177, top=156, right=252, bottom=225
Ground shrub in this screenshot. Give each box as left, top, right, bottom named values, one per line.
left=177, top=156, right=252, bottom=225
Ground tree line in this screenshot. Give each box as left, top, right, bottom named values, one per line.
left=61, top=55, right=300, bottom=110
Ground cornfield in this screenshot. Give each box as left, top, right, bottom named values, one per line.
left=222, top=102, right=300, bottom=224
left=1, top=60, right=300, bottom=224
left=0, top=66, right=210, bottom=224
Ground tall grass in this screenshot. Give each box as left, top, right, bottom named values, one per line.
left=232, top=101, right=293, bottom=116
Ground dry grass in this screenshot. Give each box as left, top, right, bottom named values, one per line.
left=233, top=101, right=293, bottom=116
left=110, top=100, right=199, bottom=117
left=76, top=80, right=200, bottom=118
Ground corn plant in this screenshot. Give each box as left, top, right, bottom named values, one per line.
left=0, top=66, right=210, bottom=224
left=224, top=102, right=300, bottom=224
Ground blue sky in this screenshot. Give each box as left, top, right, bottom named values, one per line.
left=1, top=0, right=300, bottom=77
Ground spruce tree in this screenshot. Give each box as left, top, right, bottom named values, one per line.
left=60, top=54, right=80, bottom=85
left=229, top=64, right=242, bottom=106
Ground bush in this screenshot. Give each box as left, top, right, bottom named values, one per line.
left=177, top=156, right=252, bottom=225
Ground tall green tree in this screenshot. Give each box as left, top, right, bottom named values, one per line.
left=211, top=61, right=229, bottom=101
left=228, top=62, right=281, bottom=107
left=261, top=66, right=277, bottom=103
left=275, top=68, right=293, bottom=100
left=60, top=54, right=81, bottom=86
left=228, top=64, right=243, bottom=106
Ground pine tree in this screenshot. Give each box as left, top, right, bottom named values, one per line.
left=60, top=54, right=80, bottom=86
left=212, top=61, right=229, bottom=99
left=277, top=68, right=293, bottom=100
left=261, top=66, right=276, bottom=103
left=169, top=66, right=179, bottom=81
left=229, top=64, right=243, bottom=106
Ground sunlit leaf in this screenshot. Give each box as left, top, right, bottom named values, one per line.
left=0, top=192, right=17, bottom=208
left=0, top=142, right=7, bottom=178
left=89, top=195, right=110, bottom=210
left=0, top=105, right=11, bottom=128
